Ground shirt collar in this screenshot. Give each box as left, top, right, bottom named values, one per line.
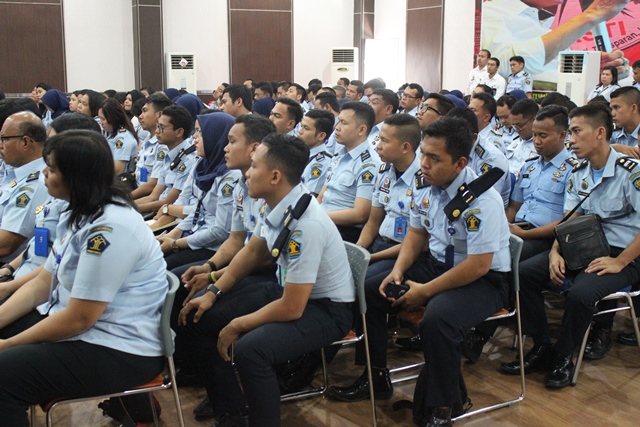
left=309, top=144, right=328, bottom=157
left=264, top=183, right=306, bottom=229
left=398, top=155, right=422, bottom=186
left=14, top=157, right=46, bottom=182
left=168, top=138, right=192, bottom=161
left=433, top=167, right=475, bottom=201
left=548, top=148, right=570, bottom=168
left=602, top=147, right=620, bottom=179
left=340, top=139, right=371, bottom=159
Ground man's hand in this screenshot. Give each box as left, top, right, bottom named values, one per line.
left=182, top=264, right=209, bottom=283
left=218, top=319, right=242, bottom=362
left=378, top=270, right=404, bottom=299
left=183, top=273, right=210, bottom=305
left=508, top=223, right=527, bottom=238
left=549, top=250, right=567, bottom=286
left=157, top=236, right=173, bottom=255
left=586, top=256, right=626, bottom=276
left=178, top=294, right=214, bottom=326
left=392, top=280, right=428, bottom=311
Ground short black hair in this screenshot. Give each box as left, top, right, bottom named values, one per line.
left=140, top=86, right=156, bottom=95
left=423, top=117, right=474, bottom=162
left=489, top=57, right=500, bottom=67
left=474, top=84, right=494, bottom=95
left=349, top=80, right=365, bottom=95
left=256, top=83, right=274, bottom=97
left=223, top=84, right=253, bottom=110
left=633, top=60, right=640, bottom=70
left=610, top=86, right=640, bottom=108
left=234, top=114, right=276, bottom=143
left=0, top=100, right=26, bottom=129
left=540, top=92, right=575, bottom=112
left=50, top=112, right=102, bottom=134
left=426, top=93, right=455, bottom=116
left=509, top=55, right=525, bottom=66
left=383, top=113, right=421, bottom=151
left=569, top=103, right=614, bottom=140
left=304, top=109, right=334, bottom=141
left=496, top=94, right=517, bottom=109
left=161, top=104, right=193, bottom=137
left=308, top=78, right=323, bottom=87
left=288, top=83, right=307, bottom=103
left=535, top=105, right=569, bottom=131
left=338, top=77, right=350, bottom=86
left=471, top=92, right=497, bottom=118
left=307, top=84, right=322, bottom=96
left=260, top=133, right=309, bottom=186
left=277, top=97, right=304, bottom=125
left=479, top=49, right=491, bottom=57
left=371, top=88, right=399, bottom=114
left=315, top=92, right=340, bottom=112
left=364, top=78, right=386, bottom=90
left=406, top=83, right=424, bottom=99
left=340, top=102, right=376, bottom=136
left=510, top=98, right=539, bottom=118
left=78, top=90, right=106, bottom=117
left=445, top=106, right=479, bottom=134
left=145, top=93, right=173, bottom=114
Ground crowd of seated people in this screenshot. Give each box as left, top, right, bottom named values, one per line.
left=1, top=64, right=640, bottom=427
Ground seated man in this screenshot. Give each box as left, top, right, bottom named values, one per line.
left=367, top=89, right=399, bottom=146
left=506, top=99, right=539, bottom=178
left=610, top=86, right=640, bottom=158
left=318, top=102, right=381, bottom=243
left=179, top=134, right=355, bottom=426
left=135, top=105, right=197, bottom=214
left=269, top=97, right=303, bottom=136
left=330, top=118, right=511, bottom=427
left=416, top=93, right=454, bottom=132
left=500, top=103, right=640, bottom=389
left=298, top=109, right=334, bottom=196
left=469, top=92, right=505, bottom=154
left=507, top=105, right=576, bottom=261
left=495, top=95, right=518, bottom=149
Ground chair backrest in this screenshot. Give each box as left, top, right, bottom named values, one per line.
left=160, top=272, right=180, bottom=358
left=344, top=242, right=371, bottom=315
left=508, top=235, right=524, bottom=293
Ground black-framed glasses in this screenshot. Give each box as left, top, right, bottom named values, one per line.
left=420, top=104, right=443, bottom=116
left=513, top=117, right=533, bottom=132
left=402, top=93, right=420, bottom=99
left=156, top=124, right=174, bottom=133
left=0, top=135, right=25, bottom=143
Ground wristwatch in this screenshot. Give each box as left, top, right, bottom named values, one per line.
left=207, top=283, right=223, bottom=299
left=162, top=205, right=169, bottom=215
left=171, top=239, right=180, bottom=252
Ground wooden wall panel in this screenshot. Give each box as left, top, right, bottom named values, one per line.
left=228, top=1, right=292, bottom=83
left=406, top=3, right=443, bottom=91
left=230, top=0, right=290, bottom=11
left=408, top=0, right=442, bottom=8
left=0, top=2, right=65, bottom=93
left=132, top=1, right=164, bottom=90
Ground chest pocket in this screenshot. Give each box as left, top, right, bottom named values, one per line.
left=600, top=199, right=629, bottom=219
left=540, top=180, right=565, bottom=195
left=333, top=171, right=356, bottom=190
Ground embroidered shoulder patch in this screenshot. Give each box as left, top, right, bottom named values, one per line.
left=87, top=234, right=110, bottom=255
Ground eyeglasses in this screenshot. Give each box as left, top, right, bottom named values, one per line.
left=156, top=124, right=174, bottom=133
left=0, top=135, right=25, bottom=143
left=419, top=104, right=443, bottom=116
left=513, top=117, right=533, bottom=132
left=401, top=93, right=420, bottom=99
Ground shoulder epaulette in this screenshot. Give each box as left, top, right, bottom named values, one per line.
left=523, top=72, right=529, bottom=76
left=617, top=157, right=638, bottom=172
left=360, top=150, right=371, bottom=162
left=316, top=151, right=332, bottom=161
left=573, top=159, right=589, bottom=172
left=26, top=171, right=40, bottom=182
left=474, top=144, right=485, bottom=158
left=565, top=157, right=579, bottom=167
left=379, top=162, right=391, bottom=173
left=491, top=129, right=502, bottom=136
left=525, top=155, right=540, bottom=162
left=119, top=127, right=126, bottom=133
left=414, top=170, right=428, bottom=189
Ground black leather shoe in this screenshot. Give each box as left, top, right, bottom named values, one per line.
left=584, top=327, right=612, bottom=360
left=175, top=367, right=205, bottom=388
left=461, top=329, right=490, bottom=364
left=425, top=407, right=452, bottom=427
left=396, top=334, right=422, bottom=351
left=193, top=396, right=215, bottom=419
left=328, top=368, right=393, bottom=402
left=545, top=356, right=574, bottom=389
left=211, top=411, right=249, bottom=427
left=617, top=331, right=639, bottom=346
left=499, top=344, right=553, bottom=375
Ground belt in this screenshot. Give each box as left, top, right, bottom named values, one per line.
left=378, top=235, right=401, bottom=244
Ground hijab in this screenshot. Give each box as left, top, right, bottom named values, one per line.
left=176, top=94, right=205, bottom=132
left=40, top=89, right=70, bottom=118
left=164, top=88, right=181, bottom=101
left=194, top=112, right=235, bottom=192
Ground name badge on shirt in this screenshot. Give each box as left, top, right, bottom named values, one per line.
left=140, top=167, right=148, bottom=182
left=394, top=217, right=407, bottom=238
left=34, top=227, right=49, bottom=257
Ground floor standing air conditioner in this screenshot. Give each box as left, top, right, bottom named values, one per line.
left=331, top=47, right=359, bottom=83
left=556, top=50, right=601, bottom=106
left=165, top=53, right=196, bottom=93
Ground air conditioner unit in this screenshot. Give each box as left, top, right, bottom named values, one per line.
left=556, top=51, right=601, bottom=106
left=331, top=47, right=359, bottom=83
left=165, top=53, right=196, bottom=93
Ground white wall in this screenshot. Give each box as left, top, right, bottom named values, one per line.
left=442, top=0, right=475, bottom=91
left=163, top=0, right=229, bottom=91
left=371, top=0, right=406, bottom=91
left=293, top=0, right=354, bottom=86
left=64, top=0, right=135, bottom=91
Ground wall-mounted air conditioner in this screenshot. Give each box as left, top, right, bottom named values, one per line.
left=165, top=53, right=196, bottom=93
left=556, top=51, right=601, bottom=106
left=331, top=47, right=359, bottom=83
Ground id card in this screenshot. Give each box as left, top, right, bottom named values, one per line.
left=140, top=167, right=148, bottom=182
left=394, top=217, right=407, bottom=238
left=34, top=227, right=49, bottom=257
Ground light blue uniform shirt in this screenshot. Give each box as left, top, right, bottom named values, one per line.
left=17, top=197, right=68, bottom=278
left=107, top=128, right=138, bottom=173
left=136, top=135, right=167, bottom=184
left=176, top=169, right=241, bottom=251
left=0, top=158, right=49, bottom=263
left=587, top=84, right=620, bottom=102
left=507, top=136, right=537, bottom=178
left=611, top=123, right=640, bottom=147
left=506, top=70, right=533, bottom=93
left=302, top=145, right=332, bottom=195
left=566, top=148, right=640, bottom=249
left=325, top=129, right=338, bottom=155
left=322, top=140, right=381, bottom=213
left=469, top=140, right=511, bottom=207
left=157, top=139, right=197, bottom=199
left=231, top=177, right=264, bottom=245
left=409, top=167, right=511, bottom=272
left=372, top=156, right=421, bottom=243
left=254, top=183, right=355, bottom=303
left=479, top=125, right=506, bottom=154
left=45, top=204, right=167, bottom=356
left=511, top=150, right=574, bottom=227
left=367, top=122, right=383, bottom=147
left=149, top=139, right=170, bottom=181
